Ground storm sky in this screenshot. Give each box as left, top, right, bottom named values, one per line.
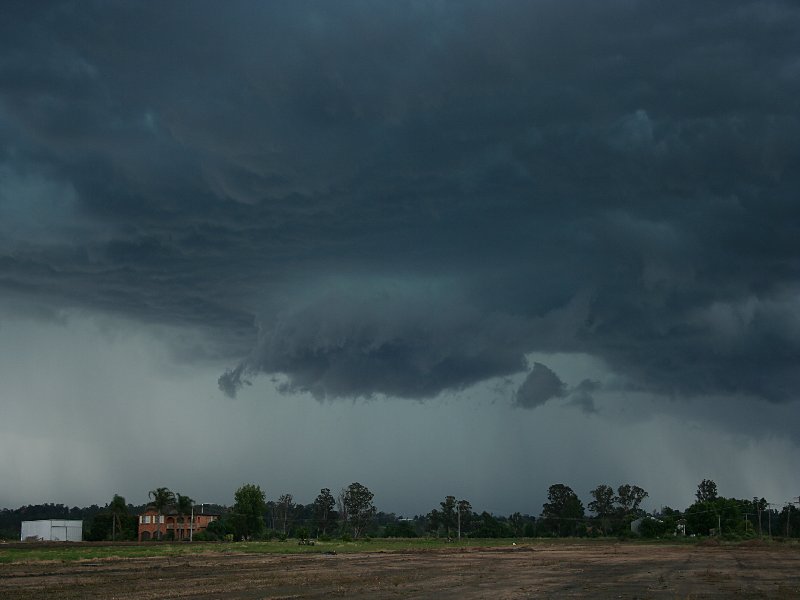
left=1, top=1, right=799, bottom=515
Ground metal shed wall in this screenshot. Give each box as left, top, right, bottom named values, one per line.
left=20, top=519, right=83, bottom=541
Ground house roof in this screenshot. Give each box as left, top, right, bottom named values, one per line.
left=139, top=506, right=221, bottom=516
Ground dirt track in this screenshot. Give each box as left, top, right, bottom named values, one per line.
left=2, top=542, right=799, bottom=599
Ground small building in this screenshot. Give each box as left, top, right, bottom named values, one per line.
left=21, top=519, right=83, bottom=542
left=138, top=508, right=218, bottom=541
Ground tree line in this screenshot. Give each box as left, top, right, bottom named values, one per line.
left=2, top=478, right=798, bottom=541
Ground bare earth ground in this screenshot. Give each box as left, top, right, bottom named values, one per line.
left=2, top=542, right=799, bottom=599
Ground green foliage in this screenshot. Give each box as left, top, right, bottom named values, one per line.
left=176, top=494, right=194, bottom=516
left=541, top=484, right=585, bottom=537
left=383, top=520, right=419, bottom=538
left=638, top=517, right=670, bottom=538
left=472, top=512, right=513, bottom=538
left=779, top=505, right=800, bottom=538
left=439, top=496, right=457, bottom=536
left=342, top=482, right=376, bottom=539
left=0, top=537, right=550, bottom=564
left=231, top=483, right=266, bottom=540
left=426, top=509, right=441, bottom=536
left=86, top=512, right=138, bottom=541
left=685, top=497, right=743, bottom=536
left=148, top=488, right=175, bottom=509
left=696, top=479, right=718, bottom=503
left=148, top=487, right=176, bottom=541
left=203, top=516, right=232, bottom=541
left=84, top=494, right=137, bottom=542
left=275, top=493, right=295, bottom=535
left=313, top=488, right=336, bottom=536
left=588, top=485, right=615, bottom=519
left=615, top=484, right=648, bottom=517
left=426, top=496, right=472, bottom=538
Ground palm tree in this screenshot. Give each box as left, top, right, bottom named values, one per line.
left=176, top=493, right=194, bottom=540
left=148, top=487, right=176, bottom=541
left=109, top=494, right=128, bottom=541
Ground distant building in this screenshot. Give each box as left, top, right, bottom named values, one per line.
left=137, top=507, right=218, bottom=541
left=21, top=519, right=83, bottom=542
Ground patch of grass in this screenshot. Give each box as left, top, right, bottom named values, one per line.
left=0, top=538, right=524, bottom=563
left=3, top=535, right=768, bottom=564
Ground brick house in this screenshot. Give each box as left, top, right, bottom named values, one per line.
left=138, top=507, right=218, bottom=541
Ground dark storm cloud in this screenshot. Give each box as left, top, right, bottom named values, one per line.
left=219, top=281, right=547, bottom=399
left=565, top=379, right=600, bottom=414
left=1, top=1, right=799, bottom=403
left=515, top=362, right=567, bottom=409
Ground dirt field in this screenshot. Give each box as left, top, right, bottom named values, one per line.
left=2, top=541, right=799, bottom=599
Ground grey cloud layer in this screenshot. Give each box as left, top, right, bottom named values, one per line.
left=1, top=1, right=799, bottom=402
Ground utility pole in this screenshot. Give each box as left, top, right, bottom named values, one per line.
left=457, top=506, right=461, bottom=542
left=757, top=499, right=762, bottom=537
left=768, top=504, right=772, bottom=538
left=795, top=497, right=800, bottom=539
left=189, top=503, right=204, bottom=542
left=787, top=504, right=791, bottom=538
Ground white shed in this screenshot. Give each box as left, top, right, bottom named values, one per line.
left=20, top=519, right=83, bottom=542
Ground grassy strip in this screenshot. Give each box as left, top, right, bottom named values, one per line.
left=1, top=536, right=782, bottom=564
left=0, top=538, right=540, bottom=563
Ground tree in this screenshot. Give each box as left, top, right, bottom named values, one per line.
left=275, top=493, right=295, bottom=535
left=779, top=504, right=798, bottom=538
left=615, top=484, right=648, bottom=518
left=108, top=494, right=129, bottom=541
left=638, top=516, right=670, bottom=538
left=541, top=484, right=585, bottom=537
left=431, top=496, right=471, bottom=539
left=753, top=497, right=767, bottom=536
left=456, top=499, right=473, bottom=538
left=508, top=512, right=526, bottom=536
left=383, top=520, right=418, bottom=538
left=696, top=479, right=718, bottom=503
left=87, top=497, right=136, bottom=542
left=231, top=483, right=266, bottom=540
left=472, top=512, right=513, bottom=538
left=685, top=496, right=741, bottom=537
left=588, top=484, right=615, bottom=535
left=313, top=489, right=336, bottom=536
left=176, top=493, right=194, bottom=540
left=439, top=496, right=457, bottom=538
left=342, top=482, right=376, bottom=539
left=426, top=509, right=441, bottom=537
left=148, top=487, right=176, bottom=541
left=336, top=489, right=349, bottom=533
